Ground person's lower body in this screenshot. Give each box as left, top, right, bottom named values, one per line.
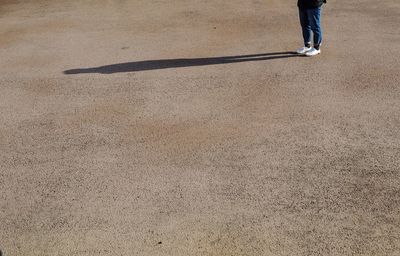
left=297, top=7, right=323, bottom=56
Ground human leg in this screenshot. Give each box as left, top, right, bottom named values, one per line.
left=299, top=8, right=312, bottom=47
left=307, top=7, right=322, bottom=50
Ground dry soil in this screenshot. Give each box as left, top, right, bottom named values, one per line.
left=1, top=0, right=400, bottom=255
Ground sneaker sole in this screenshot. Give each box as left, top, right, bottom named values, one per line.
left=305, top=52, right=321, bottom=57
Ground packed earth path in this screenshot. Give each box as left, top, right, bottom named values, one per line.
left=1, top=0, right=400, bottom=255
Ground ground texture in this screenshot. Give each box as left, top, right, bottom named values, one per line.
left=1, top=0, right=400, bottom=255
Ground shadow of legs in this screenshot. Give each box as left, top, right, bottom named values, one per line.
left=64, top=51, right=300, bottom=74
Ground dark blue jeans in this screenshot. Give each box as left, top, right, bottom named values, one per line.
left=299, top=7, right=322, bottom=49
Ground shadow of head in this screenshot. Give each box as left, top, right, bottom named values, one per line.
left=63, top=51, right=300, bottom=75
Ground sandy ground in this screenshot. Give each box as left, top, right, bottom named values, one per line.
left=1, top=0, right=400, bottom=255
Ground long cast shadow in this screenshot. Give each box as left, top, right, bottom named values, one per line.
left=64, top=51, right=300, bottom=75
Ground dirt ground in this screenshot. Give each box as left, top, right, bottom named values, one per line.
left=1, top=0, right=400, bottom=255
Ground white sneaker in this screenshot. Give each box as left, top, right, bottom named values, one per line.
left=305, top=48, right=321, bottom=57
left=296, top=46, right=312, bottom=54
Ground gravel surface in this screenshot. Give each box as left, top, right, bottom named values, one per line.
left=1, top=0, right=400, bottom=255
